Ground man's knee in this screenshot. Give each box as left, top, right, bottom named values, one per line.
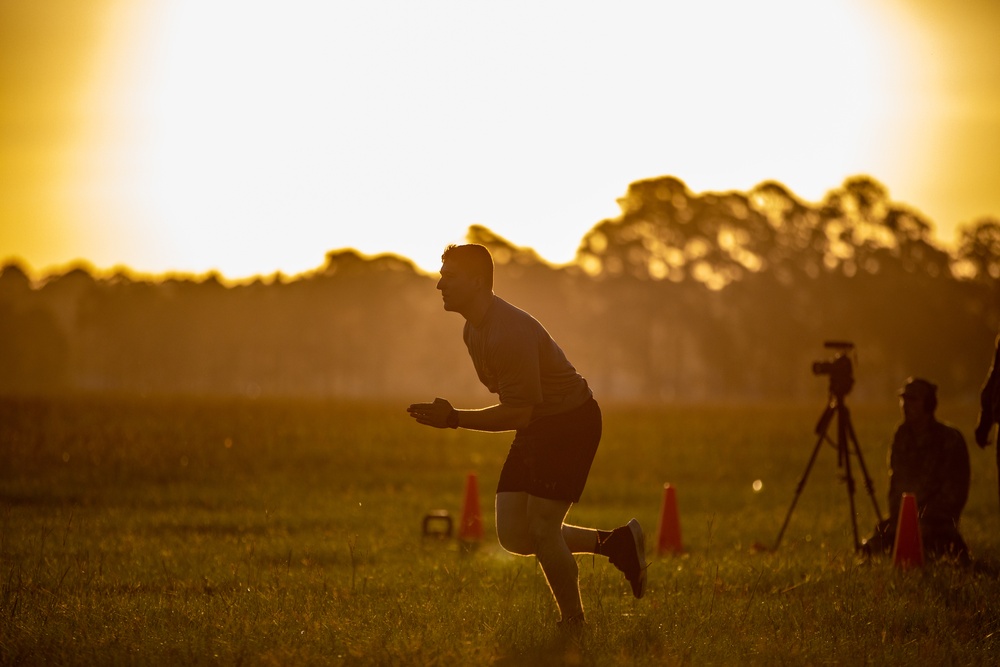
left=496, top=518, right=556, bottom=555
left=496, top=521, right=534, bottom=556
left=525, top=512, right=563, bottom=550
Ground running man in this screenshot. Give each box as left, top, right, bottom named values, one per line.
left=407, top=243, right=646, bottom=626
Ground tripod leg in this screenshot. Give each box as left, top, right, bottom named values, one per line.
left=773, top=405, right=835, bottom=551
left=844, top=406, right=884, bottom=523
left=837, top=406, right=861, bottom=551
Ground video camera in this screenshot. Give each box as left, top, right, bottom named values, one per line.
left=812, top=341, right=855, bottom=398
left=771, top=339, right=882, bottom=552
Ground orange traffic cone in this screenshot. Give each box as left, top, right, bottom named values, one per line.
left=892, top=492, right=923, bottom=569
left=458, top=472, right=483, bottom=542
left=657, top=483, right=684, bottom=555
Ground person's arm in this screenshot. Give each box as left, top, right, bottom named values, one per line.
left=975, top=336, right=1000, bottom=447
left=452, top=403, right=533, bottom=432
left=407, top=398, right=533, bottom=432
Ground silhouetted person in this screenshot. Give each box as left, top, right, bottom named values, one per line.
left=974, top=332, right=1000, bottom=510
left=863, top=378, right=970, bottom=561
left=407, top=243, right=646, bottom=626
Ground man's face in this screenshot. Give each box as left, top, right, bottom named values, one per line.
left=436, top=260, right=482, bottom=312
left=901, top=395, right=930, bottom=424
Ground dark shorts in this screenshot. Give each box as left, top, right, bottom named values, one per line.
left=496, top=397, right=602, bottom=503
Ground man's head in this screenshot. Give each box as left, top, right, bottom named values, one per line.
left=899, top=377, right=937, bottom=423
left=441, top=244, right=494, bottom=289
left=437, top=244, right=494, bottom=314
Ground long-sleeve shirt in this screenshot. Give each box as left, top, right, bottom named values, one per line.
left=887, top=419, right=970, bottom=524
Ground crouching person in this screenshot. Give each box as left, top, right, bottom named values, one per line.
left=863, top=378, right=971, bottom=562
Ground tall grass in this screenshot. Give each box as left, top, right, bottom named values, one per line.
left=1, top=395, right=998, bottom=665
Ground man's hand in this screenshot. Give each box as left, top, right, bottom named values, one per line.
left=407, top=397, right=455, bottom=429
left=975, top=419, right=994, bottom=448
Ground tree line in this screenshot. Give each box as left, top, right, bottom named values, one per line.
left=2, top=175, right=998, bottom=405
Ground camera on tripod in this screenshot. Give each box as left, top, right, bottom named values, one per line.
left=771, top=339, right=882, bottom=552
left=812, top=340, right=855, bottom=398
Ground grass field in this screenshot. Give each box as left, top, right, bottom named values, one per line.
left=2, top=395, right=999, bottom=665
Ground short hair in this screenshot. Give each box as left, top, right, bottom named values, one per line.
left=441, top=244, right=494, bottom=290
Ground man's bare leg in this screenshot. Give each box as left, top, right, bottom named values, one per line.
left=525, top=495, right=583, bottom=621
left=496, top=492, right=583, bottom=620
left=495, top=492, right=646, bottom=617
left=496, top=492, right=599, bottom=554
left=562, top=523, right=600, bottom=553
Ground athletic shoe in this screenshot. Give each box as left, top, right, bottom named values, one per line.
left=607, top=518, right=647, bottom=599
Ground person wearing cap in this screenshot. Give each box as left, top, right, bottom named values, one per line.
left=862, top=377, right=971, bottom=561
left=974, top=333, right=1000, bottom=509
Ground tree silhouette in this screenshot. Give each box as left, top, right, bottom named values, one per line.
left=577, top=176, right=779, bottom=289
left=817, top=176, right=952, bottom=280
left=955, top=217, right=1000, bottom=282
left=0, top=174, right=996, bottom=403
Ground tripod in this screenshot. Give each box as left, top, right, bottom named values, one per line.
left=773, top=390, right=883, bottom=551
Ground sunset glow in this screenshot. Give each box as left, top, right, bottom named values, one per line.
left=2, top=0, right=999, bottom=279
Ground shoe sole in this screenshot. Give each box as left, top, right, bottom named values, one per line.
left=627, top=518, right=647, bottom=599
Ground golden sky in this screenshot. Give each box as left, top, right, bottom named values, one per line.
left=2, top=0, right=999, bottom=279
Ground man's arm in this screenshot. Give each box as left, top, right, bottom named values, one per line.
left=975, top=333, right=1000, bottom=447
left=452, top=403, right=534, bottom=432
left=407, top=398, right=533, bottom=432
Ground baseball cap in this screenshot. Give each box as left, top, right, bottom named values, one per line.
left=898, top=377, right=937, bottom=400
